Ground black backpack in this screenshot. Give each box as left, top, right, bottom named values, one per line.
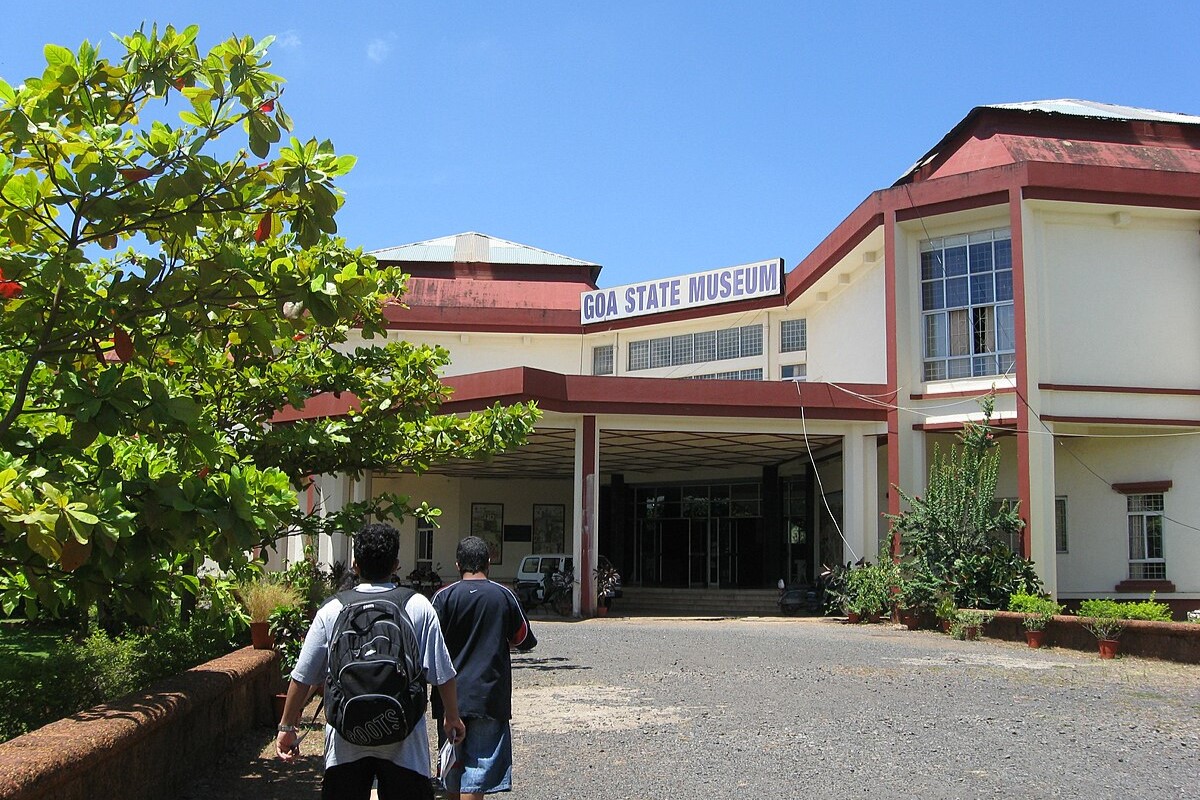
left=325, top=586, right=428, bottom=746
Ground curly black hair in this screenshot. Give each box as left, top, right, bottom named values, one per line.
left=353, top=522, right=400, bottom=582
left=455, top=535, right=491, bottom=575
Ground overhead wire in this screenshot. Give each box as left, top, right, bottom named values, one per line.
left=795, top=382, right=859, bottom=562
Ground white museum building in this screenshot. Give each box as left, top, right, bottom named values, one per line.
left=273, top=100, right=1200, bottom=617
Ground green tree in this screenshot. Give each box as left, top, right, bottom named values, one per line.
left=887, top=393, right=1040, bottom=608
left=0, top=25, right=539, bottom=626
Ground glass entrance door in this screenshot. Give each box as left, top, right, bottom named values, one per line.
left=634, top=482, right=760, bottom=588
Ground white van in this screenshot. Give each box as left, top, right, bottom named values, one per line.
left=516, top=553, right=574, bottom=585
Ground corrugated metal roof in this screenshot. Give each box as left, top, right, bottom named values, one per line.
left=372, top=232, right=600, bottom=267
left=985, top=99, right=1200, bottom=126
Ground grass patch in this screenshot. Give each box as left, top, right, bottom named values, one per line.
left=0, top=621, right=71, bottom=681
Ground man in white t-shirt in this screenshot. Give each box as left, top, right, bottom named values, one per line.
left=275, top=522, right=465, bottom=800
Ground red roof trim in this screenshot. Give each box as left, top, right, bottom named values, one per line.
left=271, top=367, right=889, bottom=423
left=1041, top=414, right=1200, bottom=428
left=1039, top=383, right=1200, bottom=397
left=913, top=419, right=1017, bottom=433
left=910, top=387, right=1015, bottom=401
left=1112, top=480, right=1173, bottom=495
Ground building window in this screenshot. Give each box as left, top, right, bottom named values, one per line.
left=416, top=519, right=435, bottom=568
left=920, top=228, right=1015, bottom=382
left=627, top=325, right=764, bottom=372
left=628, top=340, right=649, bottom=370
left=781, top=364, right=807, bottom=382
left=687, top=368, right=763, bottom=381
left=592, top=344, right=614, bottom=375
left=1127, top=493, right=1165, bottom=579
left=780, top=318, right=807, bottom=353
left=994, top=495, right=1066, bottom=553
left=1055, top=497, right=1068, bottom=553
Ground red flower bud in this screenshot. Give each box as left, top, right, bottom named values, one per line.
left=254, top=212, right=272, bottom=243
left=259, top=100, right=274, bottom=113
left=0, top=281, right=22, bottom=299
left=292, top=332, right=307, bottom=341
left=196, top=467, right=211, bottom=480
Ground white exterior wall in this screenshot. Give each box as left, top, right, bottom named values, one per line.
left=1054, top=436, right=1200, bottom=598
left=1033, top=206, right=1200, bottom=389
left=802, top=264, right=888, bottom=384
left=372, top=472, right=574, bottom=583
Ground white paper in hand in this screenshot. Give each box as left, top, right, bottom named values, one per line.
left=439, top=739, right=461, bottom=780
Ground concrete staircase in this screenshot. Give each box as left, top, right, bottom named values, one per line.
left=612, top=587, right=781, bottom=617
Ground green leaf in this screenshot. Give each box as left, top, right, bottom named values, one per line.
left=164, top=397, right=201, bottom=425
left=44, top=44, right=75, bottom=67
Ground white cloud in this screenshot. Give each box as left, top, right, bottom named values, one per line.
left=366, top=35, right=395, bottom=64
left=275, top=29, right=302, bottom=49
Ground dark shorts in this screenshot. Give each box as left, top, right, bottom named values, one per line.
left=323, top=757, right=433, bottom=800
left=443, top=717, right=513, bottom=794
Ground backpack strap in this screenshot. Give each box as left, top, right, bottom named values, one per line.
left=336, top=585, right=417, bottom=614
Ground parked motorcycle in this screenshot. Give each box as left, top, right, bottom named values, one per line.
left=516, top=568, right=574, bottom=616
left=777, top=579, right=824, bottom=615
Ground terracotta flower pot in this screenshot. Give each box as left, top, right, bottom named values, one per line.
left=963, top=625, right=980, bottom=640
left=940, top=619, right=951, bottom=633
left=596, top=605, right=609, bottom=617
left=250, top=621, right=275, bottom=650
left=1098, top=639, right=1120, bottom=659
left=846, top=611, right=861, bottom=624
left=1025, top=629, right=1046, bottom=649
left=901, top=611, right=920, bottom=631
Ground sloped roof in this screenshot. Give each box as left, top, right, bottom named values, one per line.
left=372, top=232, right=600, bottom=268
left=896, top=98, right=1200, bottom=185
left=985, top=99, right=1200, bottom=126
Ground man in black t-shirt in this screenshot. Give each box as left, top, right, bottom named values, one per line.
left=432, top=536, right=537, bottom=799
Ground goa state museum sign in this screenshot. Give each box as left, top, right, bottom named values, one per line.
left=580, top=258, right=783, bottom=324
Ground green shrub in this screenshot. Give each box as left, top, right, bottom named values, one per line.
left=1119, top=593, right=1172, bottom=622
left=0, top=619, right=238, bottom=744
left=1008, top=592, right=1062, bottom=630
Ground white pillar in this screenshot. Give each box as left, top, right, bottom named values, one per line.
left=842, top=429, right=868, bottom=563
left=573, top=416, right=599, bottom=616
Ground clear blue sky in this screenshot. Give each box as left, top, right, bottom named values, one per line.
left=3, top=2, right=1197, bottom=288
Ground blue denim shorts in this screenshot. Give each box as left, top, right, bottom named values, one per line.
left=444, top=717, right=512, bottom=794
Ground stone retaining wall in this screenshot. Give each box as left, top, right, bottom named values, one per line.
left=982, top=611, right=1200, bottom=662
left=0, top=647, right=278, bottom=800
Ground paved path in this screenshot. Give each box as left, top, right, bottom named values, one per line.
left=182, top=616, right=1200, bottom=799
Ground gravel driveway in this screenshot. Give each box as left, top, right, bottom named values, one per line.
left=183, top=616, right=1200, bottom=799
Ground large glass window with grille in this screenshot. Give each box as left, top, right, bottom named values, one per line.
left=686, top=368, right=763, bottom=381
left=592, top=344, right=614, bottom=375
left=780, top=318, right=807, bottom=353
left=1127, top=493, right=1166, bottom=579
left=920, top=228, right=1014, bottom=382
left=627, top=325, right=763, bottom=372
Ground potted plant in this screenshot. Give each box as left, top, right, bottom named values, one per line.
left=934, top=594, right=957, bottom=633
left=237, top=579, right=303, bottom=649
left=951, top=609, right=993, bottom=641
left=268, top=604, right=311, bottom=717
left=1008, top=592, right=1062, bottom=648
left=594, top=557, right=622, bottom=617
left=1079, top=599, right=1127, bottom=658
left=896, top=564, right=940, bottom=630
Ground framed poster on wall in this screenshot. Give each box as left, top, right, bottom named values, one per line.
left=471, top=503, right=504, bottom=565
left=532, top=504, right=565, bottom=552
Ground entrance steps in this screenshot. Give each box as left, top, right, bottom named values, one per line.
left=613, top=587, right=781, bottom=617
